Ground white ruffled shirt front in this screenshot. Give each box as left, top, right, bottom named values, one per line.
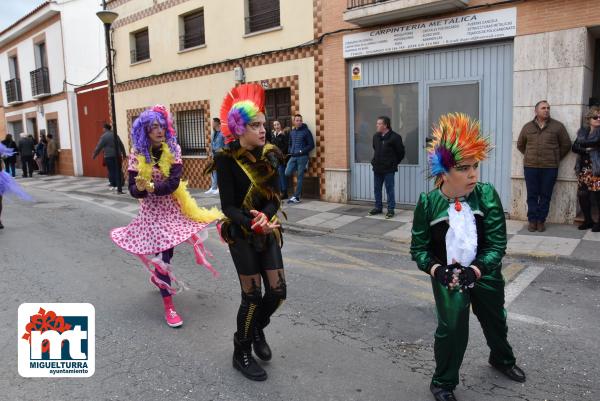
left=445, top=201, right=478, bottom=266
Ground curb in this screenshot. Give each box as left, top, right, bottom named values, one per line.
left=283, top=221, right=600, bottom=271
left=28, top=180, right=600, bottom=272
left=504, top=253, right=600, bottom=271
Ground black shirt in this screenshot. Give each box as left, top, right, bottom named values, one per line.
left=215, top=146, right=280, bottom=230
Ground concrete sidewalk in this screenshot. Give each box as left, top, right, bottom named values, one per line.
left=18, top=174, right=600, bottom=268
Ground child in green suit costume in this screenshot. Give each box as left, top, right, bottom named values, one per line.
left=410, top=113, right=526, bottom=401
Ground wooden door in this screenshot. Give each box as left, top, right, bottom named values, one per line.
left=76, top=85, right=110, bottom=178
left=265, top=87, right=291, bottom=135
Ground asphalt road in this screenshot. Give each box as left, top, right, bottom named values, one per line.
left=0, top=186, right=598, bottom=401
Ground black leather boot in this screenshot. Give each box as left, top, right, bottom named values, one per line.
left=430, top=383, right=457, bottom=401
left=578, top=191, right=594, bottom=230
left=252, top=326, right=272, bottom=361
left=233, top=333, right=267, bottom=381
left=489, top=358, right=526, bottom=382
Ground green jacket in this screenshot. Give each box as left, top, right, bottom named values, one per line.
left=410, top=182, right=506, bottom=277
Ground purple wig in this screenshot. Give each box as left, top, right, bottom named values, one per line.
left=131, top=105, right=178, bottom=162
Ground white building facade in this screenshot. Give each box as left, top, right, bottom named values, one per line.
left=0, top=0, right=107, bottom=175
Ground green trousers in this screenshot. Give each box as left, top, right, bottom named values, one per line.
left=431, top=271, right=516, bottom=389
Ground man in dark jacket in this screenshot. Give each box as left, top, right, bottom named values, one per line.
left=370, top=116, right=405, bottom=219
left=285, top=114, right=314, bottom=203
left=18, top=134, right=36, bottom=178
left=93, top=123, right=127, bottom=190
left=271, top=120, right=289, bottom=198
left=517, top=100, right=571, bottom=232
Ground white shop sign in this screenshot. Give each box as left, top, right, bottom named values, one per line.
left=343, top=8, right=516, bottom=59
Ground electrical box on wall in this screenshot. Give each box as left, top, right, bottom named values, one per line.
left=234, top=66, right=245, bottom=82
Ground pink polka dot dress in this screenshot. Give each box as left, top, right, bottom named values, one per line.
left=110, top=145, right=219, bottom=286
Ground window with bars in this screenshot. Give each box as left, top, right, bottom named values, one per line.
left=246, top=0, right=280, bottom=34
left=8, top=121, right=24, bottom=137
left=131, top=29, right=150, bottom=63
left=180, top=9, right=205, bottom=50
left=175, top=109, right=206, bottom=156
left=6, top=56, right=22, bottom=103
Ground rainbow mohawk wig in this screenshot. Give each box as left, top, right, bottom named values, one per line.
left=427, top=113, right=491, bottom=185
left=220, top=83, right=265, bottom=144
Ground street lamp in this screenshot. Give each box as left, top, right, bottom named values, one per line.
left=96, top=6, right=123, bottom=194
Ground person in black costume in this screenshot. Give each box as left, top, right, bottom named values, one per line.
left=210, top=83, right=286, bottom=381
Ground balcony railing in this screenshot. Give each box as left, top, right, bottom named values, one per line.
left=30, top=67, right=50, bottom=97
left=245, top=8, right=280, bottom=34
left=179, top=33, right=205, bottom=50
left=348, top=0, right=391, bottom=9
left=344, top=0, right=469, bottom=26
left=5, top=78, right=22, bottom=103
left=130, top=49, right=150, bottom=64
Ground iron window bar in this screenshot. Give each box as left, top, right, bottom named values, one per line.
left=5, top=78, right=22, bottom=103
left=347, top=0, right=392, bottom=9
left=30, top=67, right=50, bottom=96
left=245, top=8, right=280, bottom=33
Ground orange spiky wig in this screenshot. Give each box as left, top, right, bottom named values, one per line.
left=220, top=83, right=266, bottom=144
left=427, top=113, right=491, bottom=187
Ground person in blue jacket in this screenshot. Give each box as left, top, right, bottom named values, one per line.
left=206, top=117, right=226, bottom=195
left=285, top=114, right=314, bottom=203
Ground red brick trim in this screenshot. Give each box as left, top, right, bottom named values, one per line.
left=169, top=99, right=211, bottom=188
left=6, top=114, right=22, bottom=122
left=107, top=0, right=132, bottom=10
left=112, top=0, right=190, bottom=29
left=312, top=0, right=325, bottom=196
left=115, top=46, right=316, bottom=93
left=3, top=92, right=67, bottom=113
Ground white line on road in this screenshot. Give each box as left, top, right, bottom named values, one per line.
left=503, top=265, right=569, bottom=329
left=63, top=192, right=220, bottom=239
left=64, top=193, right=137, bottom=218
left=504, top=264, right=545, bottom=306
left=508, top=312, right=568, bottom=329
left=121, top=204, right=140, bottom=213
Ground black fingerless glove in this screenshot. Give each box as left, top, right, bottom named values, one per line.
left=458, top=266, right=478, bottom=290
left=433, top=263, right=461, bottom=286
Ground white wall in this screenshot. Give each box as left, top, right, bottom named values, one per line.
left=66, top=91, right=82, bottom=174
left=0, top=20, right=65, bottom=105
left=4, top=99, right=71, bottom=149
left=46, top=21, right=67, bottom=94
left=41, top=100, right=71, bottom=149
left=113, top=57, right=316, bottom=153
left=511, top=27, right=593, bottom=223
left=58, top=0, right=108, bottom=175
left=58, top=0, right=107, bottom=86
left=112, top=0, right=315, bottom=83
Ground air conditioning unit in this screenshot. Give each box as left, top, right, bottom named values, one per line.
left=234, top=66, right=245, bottom=82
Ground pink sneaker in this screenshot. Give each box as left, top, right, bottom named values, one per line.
left=162, top=296, right=183, bottom=328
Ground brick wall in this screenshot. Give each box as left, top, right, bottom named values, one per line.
left=57, top=149, right=74, bottom=176
left=320, top=0, right=600, bottom=201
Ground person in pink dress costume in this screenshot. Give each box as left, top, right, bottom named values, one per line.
left=111, top=105, right=223, bottom=328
